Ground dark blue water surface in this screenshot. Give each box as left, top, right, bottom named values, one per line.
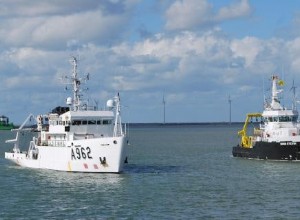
left=1, top=124, right=300, bottom=219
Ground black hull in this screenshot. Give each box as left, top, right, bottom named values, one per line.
left=232, top=141, right=300, bottom=160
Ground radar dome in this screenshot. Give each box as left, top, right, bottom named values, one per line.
left=66, top=97, right=73, bottom=105
left=106, top=99, right=115, bottom=109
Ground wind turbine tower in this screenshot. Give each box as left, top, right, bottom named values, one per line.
left=290, top=79, right=297, bottom=110
left=228, top=95, right=232, bottom=124
left=163, top=94, right=166, bottom=124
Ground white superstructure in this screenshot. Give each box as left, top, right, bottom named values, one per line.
left=5, top=57, right=128, bottom=173
left=260, top=76, right=299, bottom=143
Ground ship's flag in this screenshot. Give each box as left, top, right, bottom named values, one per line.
left=278, top=80, right=284, bottom=86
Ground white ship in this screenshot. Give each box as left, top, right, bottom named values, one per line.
left=5, top=57, right=128, bottom=173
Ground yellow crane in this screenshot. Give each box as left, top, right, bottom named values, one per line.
left=238, top=113, right=262, bottom=148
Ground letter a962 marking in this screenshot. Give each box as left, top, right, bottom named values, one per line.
left=71, top=147, right=93, bottom=160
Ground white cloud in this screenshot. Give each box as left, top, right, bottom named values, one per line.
left=128, top=29, right=230, bottom=61
left=215, top=0, right=251, bottom=21
left=165, top=0, right=252, bottom=31
left=0, top=1, right=136, bottom=49
left=0, top=25, right=292, bottom=122
left=32, top=10, right=125, bottom=47
left=231, top=37, right=263, bottom=67
left=165, top=0, right=213, bottom=30
left=0, top=0, right=134, bottom=17
left=0, top=0, right=299, bottom=123
left=286, top=37, right=300, bottom=73
left=4, top=75, right=41, bottom=89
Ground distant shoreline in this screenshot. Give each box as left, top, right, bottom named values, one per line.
left=127, top=122, right=244, bottom=127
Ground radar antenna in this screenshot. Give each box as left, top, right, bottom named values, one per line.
left=62, top=56, right=90, bottom=111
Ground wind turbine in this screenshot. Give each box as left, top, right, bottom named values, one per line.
left=228, top=95, right=232, bottom=124
left=162, top=94, right=166, bottom=124
left=290, top=79, right=297, bottom=110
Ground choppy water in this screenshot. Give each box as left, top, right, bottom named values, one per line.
left=1, top=124, right=300, bottom=219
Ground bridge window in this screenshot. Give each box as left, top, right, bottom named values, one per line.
left=88, top=120, right=96, bottom=125
left=264, top=116, right=297, bottom=123
left=103, top=120, right=112, bottom=125
left=72, top=120, right=81, bottom=125
left=71, top=119, right=113, bottom=126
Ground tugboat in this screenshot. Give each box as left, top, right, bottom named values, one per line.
left=5, top=57, right=128, bottom=172
left=232, top=75, right=300, bottom=160
left=0, top=115, right=14, bottom=130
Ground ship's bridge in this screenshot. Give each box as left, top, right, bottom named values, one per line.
left=47, top=110, right=115, bottom=139
left=62, top=110, right=114, bottom=121
left=261, top=109, right=299, bottom=140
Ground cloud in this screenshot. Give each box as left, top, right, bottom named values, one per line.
left=108, top=28, right=299, bottom=119
left=0, top=25, right=292, bottom=122
left=0, top=0, right=134, bottom=17
left=286, top=37, right=300, bottom=73
left=215, top=0, right=252, bottom=21
left=165, top=0, right=252, bottom=31
left=0, top=1, right=137, bottom=50
left=231, top=37, right=263, bottom=67
left=165, top=0, right=213, bottom=30
left=0, top=0, right=299, bottom=123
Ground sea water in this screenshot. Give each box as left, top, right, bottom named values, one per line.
left=1, top=124, right=300, bottom=219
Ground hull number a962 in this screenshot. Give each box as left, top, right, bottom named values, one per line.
left=71, top=147, right=93, bottom=160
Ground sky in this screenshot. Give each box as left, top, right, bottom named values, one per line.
left=1, top=0, right=300, bottom=124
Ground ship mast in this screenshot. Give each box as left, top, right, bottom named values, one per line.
left=72, top=57, right=80, bottom=111
left=63, top=57, right=89, bottom=111
left=270, top=75, right=283, bottom=110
